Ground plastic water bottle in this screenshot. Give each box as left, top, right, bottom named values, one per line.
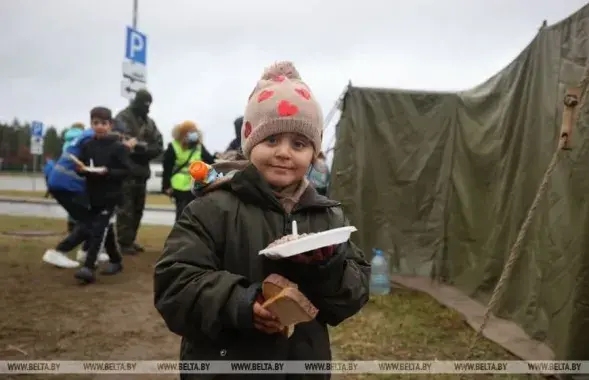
left=370, top=249, right=391, bottom=295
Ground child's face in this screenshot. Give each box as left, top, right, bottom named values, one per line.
left=91, top=118, right=112, bottom=137
left=250, top=132, right=314, bottom=188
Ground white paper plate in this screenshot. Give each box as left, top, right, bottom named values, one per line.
left=84, top=167, right=106, bottom=173
left=259, top=226, right=357, bottom=259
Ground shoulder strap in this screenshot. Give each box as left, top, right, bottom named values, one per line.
left=171, top=147, right=197, bottom=177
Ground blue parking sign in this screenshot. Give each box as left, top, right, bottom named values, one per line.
left=125, top=26, right=147, bottom=65
left=31, top=121, right=44, bottom=137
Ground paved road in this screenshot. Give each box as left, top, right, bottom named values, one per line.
left=0, top=175, right=46, bottom=191
left=0, top=170, right=163, bottom=193
left=0, top=199, right=174, bottom=226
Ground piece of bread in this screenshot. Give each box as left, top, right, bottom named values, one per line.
left=283, top=325, right=294, bottom=338
left=262, top=274, right=298, bottom=300
left=260, top=274, right=318, bottom=336
left=262, top=287, right=319, bottom=326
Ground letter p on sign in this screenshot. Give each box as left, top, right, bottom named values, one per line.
left=125, top=26, right=147, bottom=65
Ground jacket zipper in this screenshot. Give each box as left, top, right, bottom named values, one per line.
left=284, top=213, right=292, bottom=235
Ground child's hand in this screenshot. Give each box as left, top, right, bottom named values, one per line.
left=288, top=245, right=336, bottom=264
left=253, top=302, right=283, bottom=334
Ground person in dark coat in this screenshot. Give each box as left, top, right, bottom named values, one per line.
left=154, top=62, right=370, bottom=380
left=215, top=116, right=246, bottom=162
left=114, top=89, right=164, bottom=255
left=226, top=116, right=243, bottom=152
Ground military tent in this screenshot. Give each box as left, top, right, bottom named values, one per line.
left=331, top=3, right=589, bottom=361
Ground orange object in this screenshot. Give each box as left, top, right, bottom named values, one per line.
left=189, top=161, right=210, bottom=181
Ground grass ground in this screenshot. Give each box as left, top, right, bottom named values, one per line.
left=0, top=190, right=171, bottom=206
left=0, top=215, right=529, bottom=379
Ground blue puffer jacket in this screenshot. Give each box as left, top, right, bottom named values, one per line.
left=62, top=127, right=84, bottom=153
left=43, top=160, right=55, bottom=180
left=47, top=129, right=95, bottom=193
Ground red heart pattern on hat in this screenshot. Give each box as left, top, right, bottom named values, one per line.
left=295, top=88, right=311, bottom=100
left=277, top=100, right=299, bottom=117
left=241, top=62, right=324, bottom=158
left=243, top=121, right=252, bottom=138
left=257, top=90, right=274, bottom=103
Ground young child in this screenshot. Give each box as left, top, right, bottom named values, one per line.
left=154, top=62, right=370, bottom=379
left=73, top=107, right=131, bottom=284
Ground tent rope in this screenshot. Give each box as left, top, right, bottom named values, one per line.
left=467, top=65, right=589, bottom=356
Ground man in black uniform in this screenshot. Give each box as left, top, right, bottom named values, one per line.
left=114, top=89, right=164, bottom=254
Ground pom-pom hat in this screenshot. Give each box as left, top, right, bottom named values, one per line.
left=241, top=61, right=323, bottom=158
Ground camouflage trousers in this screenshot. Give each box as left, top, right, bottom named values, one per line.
left=115, top=178, right=147, bottom=248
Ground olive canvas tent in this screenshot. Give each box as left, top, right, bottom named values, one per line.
left=331, top=4, right=589, bottom=360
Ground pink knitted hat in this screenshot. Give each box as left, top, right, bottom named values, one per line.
left=241, top=61, right=323, bottom=158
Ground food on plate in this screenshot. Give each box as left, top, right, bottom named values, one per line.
left=266, top=233, right=312, bottom=248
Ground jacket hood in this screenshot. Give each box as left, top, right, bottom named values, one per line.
left=64, top=128, right=84, bottom=142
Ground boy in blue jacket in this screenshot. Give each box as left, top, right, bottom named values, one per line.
left=62, top=125, right=85, bottom=231
left=42, top=127, right=94, bottom=269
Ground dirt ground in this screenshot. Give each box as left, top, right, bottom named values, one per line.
left=0, top=215, right=528, bottom=380
left=0, top=216, right=178, bottom=380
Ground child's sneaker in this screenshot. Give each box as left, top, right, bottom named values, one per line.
left=76, top=250, right=109, bottom=264
left=42, top=249, right=80, bottom=268
left=100, top=262, right=123, bottom=276
left=74, top=266, right=96, bottom=284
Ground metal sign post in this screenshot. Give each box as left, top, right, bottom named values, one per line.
left=30, top=121, right=44, bottom=191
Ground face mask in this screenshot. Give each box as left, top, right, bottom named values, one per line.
left=186, top=132, right=199, bottom=144
left=132, top=100, right=151, bottom=115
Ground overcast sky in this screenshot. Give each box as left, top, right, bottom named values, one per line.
left=1, top=0, right=587, bottom=153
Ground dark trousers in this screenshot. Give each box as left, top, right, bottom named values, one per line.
left=52, top=190, right=90, bottom=252
left=116, top=178, right=146, bottom=248
left=172, top=190, right=195, bottom=221
left=83, top=207, right=122, bottom=269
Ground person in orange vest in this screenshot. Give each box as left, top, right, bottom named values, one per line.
left=161, top=121, right=216, bottom=220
